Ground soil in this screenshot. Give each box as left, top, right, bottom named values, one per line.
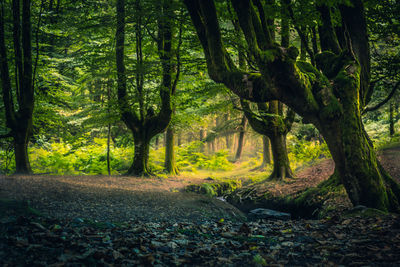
left=0, top=175, right=245, bottom=223
left=0, top=146, right=399, bottom=266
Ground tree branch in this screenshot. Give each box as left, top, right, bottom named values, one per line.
left=362, top=81, right=399, bottom=114
left=32, top=0, right=45, bottom=92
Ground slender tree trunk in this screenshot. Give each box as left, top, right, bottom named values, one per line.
left=269, top=132, right=293, bottom=180
left=127, top=137, right=151, bottom=176
left=199, top=128, right=205, bottom=152
left=235, top=115, right=247, bottom=161
left=107, top=123, right=111, bottom=176
left=155, top=135, right=159, bottom=150
left=389, top=102, right=395, bottom=136
left=164, top=125, right=178, bottom=175
left=177, top=132, right=182, bottom=146
left=261, top=135, right=271, bottom=167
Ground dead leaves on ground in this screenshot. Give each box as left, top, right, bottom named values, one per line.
left=1, top=212, right=400, bottom=266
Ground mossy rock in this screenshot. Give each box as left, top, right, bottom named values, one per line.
left=185, top=180, right=242, bottom=197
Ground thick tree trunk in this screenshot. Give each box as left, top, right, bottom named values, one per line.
left=235, top=115, right=247, bottom=161
left=14, top=132, right=32, bottom=174
left=164, top=126, right=178, bottom=175
left=318, top=108, right=400, bottom=212
left=269, top=132, right=293, bottom=180
left=261, top=135, right=271, bottom=167
left=127, top=137, right=150, bottom=176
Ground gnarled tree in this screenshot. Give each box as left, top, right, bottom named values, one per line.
left=0, top=0, right=34, bottom=174
left=183, top=0, right=400, bottom=212
left=116, top=0, right=177, bottom=176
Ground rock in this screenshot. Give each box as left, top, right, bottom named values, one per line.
left=248, top=208, right=291, bottom=220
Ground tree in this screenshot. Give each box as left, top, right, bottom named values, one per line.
left=0, top=0, right=34, bottom=174
left=183, top=0, right=400, bottom=212
left=242, top=100, right=295, bottom=180
left=234, top=114, right=247, bottom=161
left=116, top=0, right=178, bottom=176
left=164, top=10, right=183, bottom=175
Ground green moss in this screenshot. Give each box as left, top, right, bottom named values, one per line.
left=259, top=47, right=282, bottom=63
left=185, top=180, right=242, bottom=197
left=319, top=94, right=343, bottom=120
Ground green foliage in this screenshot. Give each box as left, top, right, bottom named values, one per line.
left=28, top=138, right=132, bottom=175
left=289, top=140, right=330, bottom=162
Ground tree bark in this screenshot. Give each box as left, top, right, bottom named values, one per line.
left=127, top=137, right=150, bottom=176
left=318, top=112, right=400, bottom=211
left=235, top=115, right=247, bottom=161
left=164, top=125, right=178, bottom=175
left=261, top=135, right=271, bottom=167
left=269, top=132, right=292, bottom=179
left=14, top=132, right=31, bottom=174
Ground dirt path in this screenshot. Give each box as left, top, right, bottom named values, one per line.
left=0, top=175, right=245, bottom=223
left=0, top=146, right=399, bottom=224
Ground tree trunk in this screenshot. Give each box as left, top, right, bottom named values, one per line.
left=318, top=107, right=400, bottom=212
left=261, top=135, right=271, bottom=167
left=155, top=135, right=159, bottom=150
left=199, top=128, right=205, bottom=152
left=14, top=132, right=32, bottom=174
left=389, top=102, right=395, bottom=136
left=107, top=123, right=111, bottom=176
left=177, top=132, right=182, bottom=146
left=269, top=132, right=293, bottom=180
left=164, top=125, right=178, bottom=175
left=127, top=137, right=151, bottom=176
left=235, top=115, right=247, bottom=161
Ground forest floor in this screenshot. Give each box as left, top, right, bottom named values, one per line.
left=0, top=146, right=400, bottom=266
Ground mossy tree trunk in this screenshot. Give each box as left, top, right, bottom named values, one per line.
left=234, top=115, right=247, bottom=161
left=184, top=0, right=400, bottom=212
left=269, top=132, right=292, bottom=179
left=261, top=136, right=271, bottom=167
left=0, top=0, right=34, bottom=174
left=128, top=136, right=151, bottom=176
